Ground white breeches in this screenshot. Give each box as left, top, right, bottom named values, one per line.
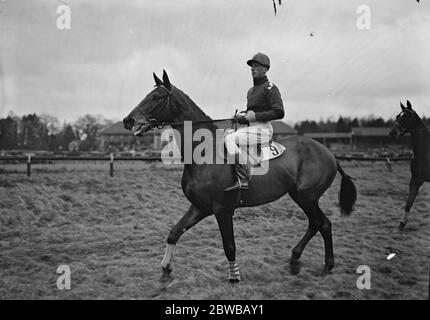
left=224, top=121, right=273, bottom=159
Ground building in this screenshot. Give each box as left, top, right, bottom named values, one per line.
left=351, top=127, right=410, bottom=149
left=304, top=132, right=352, bottom=151
left=302, top=127, right=410, bottom=151
left=99, top=122, right=162, bottom=152
left=271, top=121, right=298, bottom=139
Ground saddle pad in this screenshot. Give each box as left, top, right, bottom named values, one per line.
left=259, top=141, right=286, bottom=161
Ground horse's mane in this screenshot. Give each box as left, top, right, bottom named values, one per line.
left=172, top=87, right=214, bottom=122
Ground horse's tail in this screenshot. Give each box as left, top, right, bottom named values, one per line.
left=337, top=161, right=357, bottom=216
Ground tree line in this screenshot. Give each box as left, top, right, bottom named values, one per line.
left=1, top=112, right=429, bottom=151
left=294, top=115, right=430, bottom=134
left=0, top=112, right=113, bottom=151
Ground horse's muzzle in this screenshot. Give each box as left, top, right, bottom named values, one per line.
left=123, top=116, right=152, bottom=136
left=123, top=116, right=135, bottom=130
left=389, top=128, right=397, bottom=138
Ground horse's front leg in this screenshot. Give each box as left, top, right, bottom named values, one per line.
left=161, top=204, right=208, bottom=277
left=399, top=177, right=422, bottom=231
left=214, top=206, right=240, bottom=283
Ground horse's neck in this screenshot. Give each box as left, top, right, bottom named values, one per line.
left=171, top=88, right=217, bottom=131
left=171, top=89, right=218, bottom=165
left=410, top=119, right=429, bottom=160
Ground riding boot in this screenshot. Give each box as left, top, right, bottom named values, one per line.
left=224, top=162, right=250, bottom=192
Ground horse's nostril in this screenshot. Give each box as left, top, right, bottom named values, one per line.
left=389, top=129, right=398, bottom=138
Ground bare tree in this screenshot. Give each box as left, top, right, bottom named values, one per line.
left=73, top=114, right=113, bottom=151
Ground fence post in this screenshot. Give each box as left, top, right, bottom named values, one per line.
left=385, top=157, right=392, bottom=172
left=110, top=153, right=114, bottom=177
left=27, top=154, right=31, bottom=177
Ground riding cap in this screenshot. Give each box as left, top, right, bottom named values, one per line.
left=247, top=52, right=270, bottom=70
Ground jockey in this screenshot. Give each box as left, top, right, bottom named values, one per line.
left=224, top=52, right=285, bottom=192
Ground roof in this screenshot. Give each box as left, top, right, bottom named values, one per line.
left=99, top=122, right=129, bottom=135
left=304, top=132, right=351, bottom=139
left=272, top=121, right=297, bottom=135
left=351, top=127, right=391, bottom=137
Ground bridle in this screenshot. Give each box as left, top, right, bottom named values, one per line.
left=393, top=109, right=430, bottom=135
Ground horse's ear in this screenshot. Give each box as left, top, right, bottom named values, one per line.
left=162, top=69, right=172, bottom=91
left=153, top=72, right=163, bottom=86
left=400, top=102, right=406, bottom=110
left=406, top=100, right=412, bottom=109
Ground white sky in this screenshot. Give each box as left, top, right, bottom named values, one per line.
left=1, top=0, right=429, bottom=125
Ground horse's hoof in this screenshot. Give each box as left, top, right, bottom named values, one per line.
left=399, top=222, right=406, bottom=232
left=160, top=266, right=173, bottom=282
left=229, top=278, right=240, bottom=284
left=289, top=258, right=302, bottom=275
left=323, top=265, right=333, bottom=275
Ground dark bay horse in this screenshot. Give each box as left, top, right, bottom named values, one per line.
left=390, top=101, right=430, bottom=231
left=123, top=70, right=357, bottom=282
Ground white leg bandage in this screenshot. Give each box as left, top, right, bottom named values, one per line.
left=161, top=244, right=176, bottom=269
left=228, top=260, right=241, bottom=281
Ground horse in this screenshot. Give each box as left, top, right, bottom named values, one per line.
left=123, top=70, right=357, bottom=282
left=389, top=100, right=430, bottom=231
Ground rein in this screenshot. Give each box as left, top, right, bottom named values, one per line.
left=147, top=117, right=239, bottom=129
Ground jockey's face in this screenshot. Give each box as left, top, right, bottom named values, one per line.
left=251, top=63, right=268, bottom=79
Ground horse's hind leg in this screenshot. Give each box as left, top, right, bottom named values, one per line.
left=315, top=206, right=334, bottom=273
left=161, top=204, right=209, bottom=278
left=399, top=177, right=423, bottom=231
left=289, top=194, right=333, bottom=274
left=288, top=196, right=319, bottom=274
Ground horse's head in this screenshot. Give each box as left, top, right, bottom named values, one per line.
left=123, top=70, right=179, bottom=136
left=390, top=100, right=419, bottom=139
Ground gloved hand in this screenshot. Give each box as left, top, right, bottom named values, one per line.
left=236, top=114, right=249, bottom=125
left=245, top=110, right=256, bottom=122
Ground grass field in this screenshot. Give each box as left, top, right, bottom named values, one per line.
left=0, top=161, right=429, bottom=299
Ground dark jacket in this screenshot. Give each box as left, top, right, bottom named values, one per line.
left=246, top=77, right=285, bottom=122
